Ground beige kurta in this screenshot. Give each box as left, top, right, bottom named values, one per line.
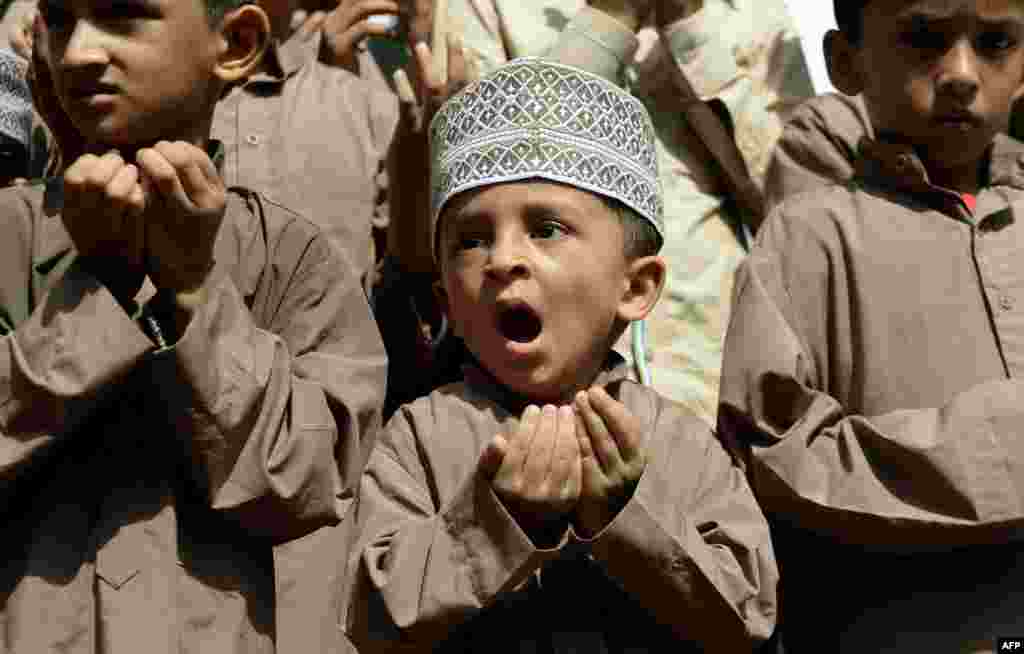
left=344, top=356, right=778, bottom=653
left=211, top=31, right=398, bottom=278
left=0, top=180, right=387, bottom=653
left=448, top=0, right=815, bottom=423
left=718, top=135, right=1024, bottom=653
left=210, top=31, right=398, bottom=654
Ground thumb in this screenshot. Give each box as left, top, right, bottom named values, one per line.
left=478, top=434, right=508, bottom=480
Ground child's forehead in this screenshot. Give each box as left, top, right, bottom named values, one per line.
left=443, top=181, right=614, bottom=226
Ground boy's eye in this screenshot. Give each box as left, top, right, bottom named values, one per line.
left=899, top=27, right=947, bottom=51
left=449, top=233, right=489, bottom=254
left=531, top=221, right=568, bottom=240
left=39, top=2, right=72, bottom=29
left=94, top=0, right=156, bottom=22
left=977, top=31, right=1018, bottom=56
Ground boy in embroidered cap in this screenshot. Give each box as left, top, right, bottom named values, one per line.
left=344, top=57, right=777, bottom=653
left=719, top=0, right=1024, bottom=652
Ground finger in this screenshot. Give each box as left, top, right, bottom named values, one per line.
left=478, top=434, right=507, bottom=480
left=298, top=10, right=326, bottom=38
left=575, top=390, right=623, bottom=474
left=412, top=40, right=436, bottom=92
left=105, top=162, right=139, bottom=215
left=502, top=404, right=539, bottom=471
left=552, top=406, right=580, bottom=501
left=63, top=153, right=101, bottom=188
left=523, top=405, right=559, bottom=488
left=345, top=0, right=401, bottom=23
left=332, top=19, right=399, bottom=55
left=446, top=31, right=470, bottom=90
left=589, top=386, right=643, bottom=462
left=160, top=142, right=222, bottom=210
left=431, top=0, right=448, bottom=86
left=574, top=406, right=596, bottom=461
left=89, top=151, right=126, bottom=187
left=137, top=145, right=190, bottom=213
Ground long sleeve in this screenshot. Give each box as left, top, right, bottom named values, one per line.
left=579, top=396, right=776, bottom=650
left=158, top=206, right=387, bottom=545
left=346, top=406, right=564, bottom=651
left=718, top=209, right=1024, bottom=549
left=0, top=192, right=152, bottom=503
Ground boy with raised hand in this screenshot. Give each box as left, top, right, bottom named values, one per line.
left=718, top=0, right=1024, bottom=651
left=344, top=56, right=777, bottom=653
left=0, top=0, right=386, bottom=651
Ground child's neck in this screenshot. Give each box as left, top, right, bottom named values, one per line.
left=85, top=123, right=212, bottom=160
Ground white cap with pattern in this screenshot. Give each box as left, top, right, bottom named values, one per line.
left=429, top=57, right=663, bottom=257
left=0, top=49, right=32, bottom=150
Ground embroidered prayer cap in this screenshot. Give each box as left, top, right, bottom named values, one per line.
left=0, top=50, right=32, bottom=152
left=429, top=57, right=663, bottom=258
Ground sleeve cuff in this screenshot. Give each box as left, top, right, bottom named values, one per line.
left=441, top=470, right=567, bottom=597
left=545, top=6, right=640, bottom=83
left=661, top=0, right=739, bottom=99
left=170, top=271, right=275, bottom=412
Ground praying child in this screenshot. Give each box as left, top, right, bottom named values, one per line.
left=344, top=57, right=777, bottom=653
left=0, top=0, right=386, bottom=651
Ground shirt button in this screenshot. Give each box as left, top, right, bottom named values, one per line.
left=1000, top=295, right=1015, bottom=311
left=245, top=134, right=261, bottom=146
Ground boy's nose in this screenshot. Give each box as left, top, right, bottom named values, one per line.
left=484, top=238, right=530, bottom=281
left=936, top=40, right=980, bottom=105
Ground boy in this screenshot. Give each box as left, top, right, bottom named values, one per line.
left=718, top=1, right=1024, bottom=651
left=0, top=0, right=386, bottom=652
left=344, top=57, right=777, bottom=653
left=434, top=0, right=816, bottom=423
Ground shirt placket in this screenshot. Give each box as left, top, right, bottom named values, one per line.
left=237, top=83, right=277, bottom=205
left=975, top=206, right=1024, bottom=378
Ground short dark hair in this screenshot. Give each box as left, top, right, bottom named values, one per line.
left=834, top=0, right=870, bottom=44
left=599, top=195, right=662, bottom=260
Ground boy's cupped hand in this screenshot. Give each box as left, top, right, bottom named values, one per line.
left=573, top=387, right=647, bottom=538
left=480, top=404, right=582, bottom=545
left=136, top=141, right=225, bottom=303
left=62, top=150, right=147, bottom=305
left=62, top=142, right=225, bottom=319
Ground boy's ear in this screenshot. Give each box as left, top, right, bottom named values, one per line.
left=214, top=4, right=271, bottom=85
left=616, top=255, right=666, bottom=324
left=824, top=29, right=865, bottom=96
left=432, top=279, right=457, bottom=336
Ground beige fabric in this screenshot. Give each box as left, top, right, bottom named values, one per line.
left=764, top=92, right=872, bottom=211
left=211, top=31, right=398, bottom=277
left=0, top=181, right=386, bottom=653
left=343, top=357, right=778, bottom=653
left=210, top=33, right=396, bottom=654
left=448, top=0, right=815, bottom=423
left=718, top=134, right=1024, bottom=652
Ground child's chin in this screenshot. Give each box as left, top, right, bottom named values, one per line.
left=73, top=116, right=154, bottom=150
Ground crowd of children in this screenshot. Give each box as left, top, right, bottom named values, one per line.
left=1, top=0, right=1024, bottom=653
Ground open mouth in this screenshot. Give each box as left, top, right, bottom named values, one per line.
left=497, top=305, right=542, bottom=344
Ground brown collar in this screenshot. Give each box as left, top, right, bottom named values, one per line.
left=250, top=28, right=319, bottom=83
left=854, top=133, right=1024, bottom=218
